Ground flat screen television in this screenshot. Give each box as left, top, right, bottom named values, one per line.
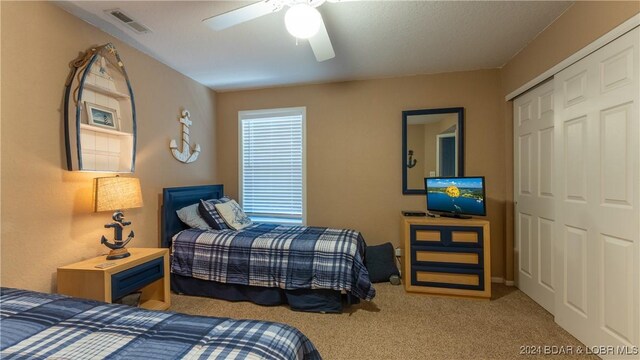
left=424, top=176, right=486, bottom=218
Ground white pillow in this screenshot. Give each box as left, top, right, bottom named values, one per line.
left=214, top=200, right=253, bottom=230
left=176, top=203, right=212, bottom=230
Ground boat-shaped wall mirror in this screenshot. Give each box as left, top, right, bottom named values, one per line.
left=402, top=107, right=464, bottom=195
left=64, top=43, right=136, bottom=173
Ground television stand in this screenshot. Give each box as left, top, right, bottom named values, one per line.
left=439, top=212, right=472, bottom=219
left=400, top=215, right=491, bottom=299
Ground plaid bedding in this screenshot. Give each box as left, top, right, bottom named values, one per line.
left=171, top=223, right=376, bottom=301
left=0, top=288, right=321, bottom=360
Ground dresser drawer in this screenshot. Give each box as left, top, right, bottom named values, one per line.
left=411, top=246, right=483, bottom=269
left=112, top=257, right=164, bottom=300
left=410, top=225, right=484, bottom=248
left=411, top=266, right=485, bottom=291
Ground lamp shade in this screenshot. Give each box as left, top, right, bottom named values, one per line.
left=94, top=176, right=143, bottom=212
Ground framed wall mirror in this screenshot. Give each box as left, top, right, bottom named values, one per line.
left=402, top=107, right=464, bottom=195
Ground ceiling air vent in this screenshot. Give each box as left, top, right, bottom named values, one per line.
left=105, top=9, right=151, bottom=34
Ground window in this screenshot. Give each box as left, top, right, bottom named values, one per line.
left=239, top=107, right=306, bottom=224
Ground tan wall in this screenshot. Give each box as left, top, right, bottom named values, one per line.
left=501, top=1, right=640, bottom=96
left=423, top=122, right=438, bottom=178
left=406, top=124, right=425, bottom=189
left=421, top=115, right=458, bottom=179
left=499, top=1, right=640, bottom=281
left=217, top=70, right=507, bottom=278
left=0, top=2, right=218, bottom=292
left=439, top=115, right=457, bottom=133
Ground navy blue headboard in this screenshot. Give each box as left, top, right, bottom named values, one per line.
left=161, top=184, right=224, bottom=248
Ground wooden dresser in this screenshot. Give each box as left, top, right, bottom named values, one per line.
left=401, top=216, right=491, bottom=299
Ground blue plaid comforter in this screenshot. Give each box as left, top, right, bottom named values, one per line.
left=0, top=288, right=321, bottom=360
left=171, top=223, right=376, bottom=301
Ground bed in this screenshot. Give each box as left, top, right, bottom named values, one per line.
left=0, top=287, right=320, bottom=360
left=162, top=185, right=375, bottom=313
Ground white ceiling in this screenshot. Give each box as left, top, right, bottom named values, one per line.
left=55, top=1, right=572, bottom=91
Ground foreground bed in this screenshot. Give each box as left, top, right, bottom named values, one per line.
left=162, top=185, right=375, bottom=313
left=0, top=288, right=321, bottom=360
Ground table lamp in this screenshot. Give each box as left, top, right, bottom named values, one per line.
left=94, top=175, right=143, bottom=260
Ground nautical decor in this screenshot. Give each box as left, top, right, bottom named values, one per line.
left=94, top=176, right=143, bottom=260
left=406, top=149, right=417, bottom=168
left=64, top=43, right=136, bottom=173
left=213, top=200, right=253, bottom=231
left=170, top=109, right=201, bottom=163
left=85, top=102, right=119, bottom=130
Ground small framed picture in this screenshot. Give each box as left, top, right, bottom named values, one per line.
left=85, top=102, right=119, bottom=130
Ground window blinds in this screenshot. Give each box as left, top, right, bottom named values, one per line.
left=240, top=111, right=304, bottom=224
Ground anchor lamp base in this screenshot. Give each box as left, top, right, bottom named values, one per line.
left=106, top=247, right=131, bottom=260
left=94, top=176, right=142, bottom=260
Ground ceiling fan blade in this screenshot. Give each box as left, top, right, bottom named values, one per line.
left=202, top=1, right=282, bottom=31
left=308, top=15, right=335, bottom=62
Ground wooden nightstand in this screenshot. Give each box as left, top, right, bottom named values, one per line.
left=57, top=248, right=170, bottom=310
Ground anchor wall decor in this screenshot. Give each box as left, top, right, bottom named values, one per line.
left=406, top=149, right=417, bottom=168
left=169, top=109, right=201, bottom=163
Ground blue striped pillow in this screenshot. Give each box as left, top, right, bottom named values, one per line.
left=199, top=197, right=232, bottom=230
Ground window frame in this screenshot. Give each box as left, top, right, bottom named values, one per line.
left=238, top=106, right=307, bottom=225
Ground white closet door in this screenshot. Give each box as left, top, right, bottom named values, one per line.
left=514, top=80, right=556, bottom=313
left=554, top=27, right=639, bottom=353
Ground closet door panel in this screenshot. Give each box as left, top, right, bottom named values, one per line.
left=514, top=80, right=556, bottom=313
left=554, top=27, right=639, bottom=353
left=538, top=127, right=554, bottom=198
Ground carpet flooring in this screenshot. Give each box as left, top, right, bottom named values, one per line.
left=170, top=283, right=595, bottom=360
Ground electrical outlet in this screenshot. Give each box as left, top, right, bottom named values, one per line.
left=395, top=247, right=402, bottom=257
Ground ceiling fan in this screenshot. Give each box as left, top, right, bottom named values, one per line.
left=203, top=0, right=350, bottom=62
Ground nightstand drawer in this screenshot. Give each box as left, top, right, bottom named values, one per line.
left=112, top=257, right=164, bottom=300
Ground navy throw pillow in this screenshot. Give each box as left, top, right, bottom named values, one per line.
left=365, top=242, right=400, bottom=283
left=198, top=197, right=232, bottom=230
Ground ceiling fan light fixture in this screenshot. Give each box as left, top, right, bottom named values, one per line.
left=284, top=4, right=321, bottom=39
